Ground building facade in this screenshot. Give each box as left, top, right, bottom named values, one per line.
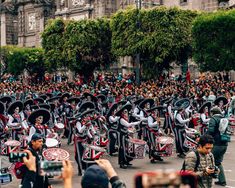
left=1, top=0, right=233, bottom=47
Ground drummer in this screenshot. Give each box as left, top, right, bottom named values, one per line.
left=146, top=106, right=164, bottom=163
left=0, top=101, right=8, bottom=138
left=28, top=109, right=51, bottom=141
left=7, top=100, right=28, bottom=140
left=116, top=102, right=141, bottom=169
left=74, top=108, right=96, bottom=176
left=227, top=98, right=235, bottom=117
left=198, top=102, right=211, bottom=135
left=23, top=99, right=34, bottom=119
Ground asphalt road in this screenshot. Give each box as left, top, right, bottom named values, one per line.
left=1, top=135, right=235, bottom=188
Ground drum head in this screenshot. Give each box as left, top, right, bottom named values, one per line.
left=5, top=140, right=21, bottom=146
left=88, top=145, right=106, bottom=152
left=46, top=138, right=58, bottom=148
left=157, top=136, right=174, bottom=144
left=43, top=148, right=69, bottom=161
left=47, top=133, right=57, bottom=139
left=55, top=123, right=64, bottom=129
left=129, top=138, right=146, bottom=145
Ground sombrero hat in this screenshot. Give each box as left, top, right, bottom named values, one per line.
left=83, top=92, right=97, bottom=102
left=161, top=97, right=173, bottom=105
left=60, top=93, right=70, bottom=102
left=173, top=98, right=190, bottom=109
left=198, top=102, right=212, bottom=113
left=49, top=103, right=55, bottom=111
left=134, top=98, right=144, bottom=106
left=39, top=94, right=47, bottom=101
left=214, top=96, right=228, bottom=106
left=31, top=105, right=39, bottom=111
left=0, top=101, right=5, bottom=114
left=78, top=101, right=95, bottom=113
left=33, top=97, right=44, bottom=104
left=28, top=108, right=51, bottom=125
left=46, top=93, right=53, bottom=98
left=96, top=94, right=107, bottom=102
left=24, top=99, right=34, bottom=108
left=67, top=97, right=80, bottom=104
left=7, top=100, right=23, bottom=115
left=115, top=102, right=132, bottom=116
left=139, top=98, right=154, bottom=109
left=79, top=109, right=95, bottom=118
left=0, top=96, right=12, bottom=104
left=106, top=103, right=118, bottom=118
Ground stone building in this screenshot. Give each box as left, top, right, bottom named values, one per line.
left=1, top=0, right=233, bottom=47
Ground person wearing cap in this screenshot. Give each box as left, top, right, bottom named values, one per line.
left=207, top=107, right=228, bottom=186
left=174, top=106, right=191, bottom=158
left=21, top=133, right=51, bottom=188
left=82, top=159, right=126, bottom=188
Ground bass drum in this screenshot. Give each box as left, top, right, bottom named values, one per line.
left=126, top=138, right=146, bottom=159
left=82, top=144, right=106, bottom=163
left=155, top=136, right=174, bottom=157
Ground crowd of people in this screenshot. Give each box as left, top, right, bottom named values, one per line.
left=0, top=71, right=234, bottom=188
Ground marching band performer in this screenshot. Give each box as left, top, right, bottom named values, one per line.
left=0, top=101, right=8, bottom=138
left=146, top=106, right=164, bottom=163
left=228, top=99, right=235, bottom=117
left=174, top=105, right=191, bottom=158
left=198, top=102, right=211, bottom=135
left=7, top=100, right=28, bottom=140
left=116, top=102, right=141, bottom=169
left=162, top=97, right=174, bottom=135
left=28, top=108, right=51, bottom=141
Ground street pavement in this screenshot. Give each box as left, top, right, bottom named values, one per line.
left=1, top=135, right=235, bottom=188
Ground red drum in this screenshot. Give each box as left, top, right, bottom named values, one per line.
left=43, top=148, right=69, bottom=161
left=82, top=144, right=106, bottom=163
left=191, top=113, right=201, bottom=127
left=229, top=117, right=235, bottom=134
left=186, top=128, right=199, bottom=139
left=155, top=136, right=174, bottom=157
left=54, top=123, right=65, bottom=130
left=47, top=133, right=57, bottom=139
left=45, top=138, right=59, bottom=148
left=184, top=135, right=198, bottom=150
left=4, top=140, right=21, bottom=155
left=126, top=138, right=147, bottom=159
left=92, top=135, right=109, bottom=147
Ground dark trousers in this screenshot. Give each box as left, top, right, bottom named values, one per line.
left=212, top=145, right=228, bottom=183
left=74, top=141, right=85, bottom=174
left=174, top=127, right=187, bottom=154
left=108, top=130, right=118, bottom=154
left=118, top=133, right=132, bottom=165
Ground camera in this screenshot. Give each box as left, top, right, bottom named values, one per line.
left=0, top=173, right=12, bottom=185
left=39, top=161, right=63, bottom=176
left=9, top=152, right=28, bottom=163
left=208, top=165, right=219, bottom=179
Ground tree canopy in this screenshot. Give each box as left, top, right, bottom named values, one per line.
left=192, top=9, right=235, bottom=72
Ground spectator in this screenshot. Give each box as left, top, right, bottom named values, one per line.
left=207, top=107, right=228, bottom=186
left=184, top=134, right=217, bottom=188
left=81, top=159, right=126, bottom=188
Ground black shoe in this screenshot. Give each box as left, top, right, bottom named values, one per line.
left=125, top=162, right=132, bottom=166
left=120, top=164, right=127, bottom=169
left=150, top=159, right=157, bottom=163
left=155, top=156, right=164, bottom=161
left=215, top=181, right=227, bottom=186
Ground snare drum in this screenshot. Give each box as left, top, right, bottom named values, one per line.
left=92, top=135, right=109, bottom=148
left=186, top=128, right=199, bottom=139
left=43, top=148, right=69, bottom=161
left=155, top=136, right=174, bottom=157
left=126, top=138, right=146, bottom=159
left=184, top=135, right=198, bottom=150
left=4, top=140, right=21, bottom=155
left=45, top=138, right=59, bottom=148
left=54, top=123, right=65, bottom=130
left=82, top=144, right=106, bottom=162
left=0, top=139, right=7, bottom=155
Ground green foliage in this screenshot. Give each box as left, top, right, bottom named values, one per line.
left=41, top=18, right=112, bottom=77
left=192, top=9, right=235, bottom=72
left=0, top=46, right=45, bottom=76
left=111, top=7, right=197, bottom=78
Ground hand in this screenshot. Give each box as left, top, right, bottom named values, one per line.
left=95, top=159, right=117, bottom=178
left=23, top=150, right=36, bottom=172
left=61, top=160, right=73, bottom=181
left=206, top=166, right=215, bottom=174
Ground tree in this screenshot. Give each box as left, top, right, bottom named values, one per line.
left=111, top=7, right=197, bottom=79
left=192, top=9, right=235, bottom=72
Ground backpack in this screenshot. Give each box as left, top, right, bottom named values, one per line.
left=13, top=162, right=27, bottom=179
left=218, top=118, right=232, bottom=142
left=181, top=150, right=200, bottom=172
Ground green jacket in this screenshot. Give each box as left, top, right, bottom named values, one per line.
left=207, top=114, right=228, bottom=146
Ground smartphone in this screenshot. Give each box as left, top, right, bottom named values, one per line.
left=135, top=171, right=197, bottom=188
left=39, top=161, right=63, bottom=176
left=9, top=152, right=28, bottom=163
left=0, top=173, right=12, bottom=185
